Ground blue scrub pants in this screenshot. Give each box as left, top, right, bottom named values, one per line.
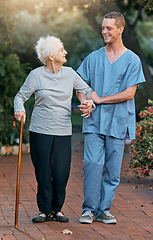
left=82, top=133, right=126, bottom=218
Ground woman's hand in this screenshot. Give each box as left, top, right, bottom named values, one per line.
left=14, top=111, right=26, bottom=123
left=78, top=100, right=92, bottom=118
left=87, top=91, right=101, bottom=104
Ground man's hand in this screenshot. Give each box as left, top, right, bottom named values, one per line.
left=78, top=100, right=92, bottom=118
left=14, top=111, right=26, bottom=123
left=87, top=91, right=100, bottom=104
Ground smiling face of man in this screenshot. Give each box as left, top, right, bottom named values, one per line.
left=102, top=18, right=123, bottom=45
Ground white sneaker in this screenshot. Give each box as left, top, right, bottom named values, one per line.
left=96, top=211, right=117, bottom=224
left=79, top=210, right=94, bottom=224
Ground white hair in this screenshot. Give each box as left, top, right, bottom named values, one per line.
left=35, top=36, right=63, bottom=64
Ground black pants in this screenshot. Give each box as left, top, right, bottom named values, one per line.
left=29, top=131, right=71, bottom=216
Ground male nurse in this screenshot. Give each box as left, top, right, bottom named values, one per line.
left=77, top=12, right=146, bottom=224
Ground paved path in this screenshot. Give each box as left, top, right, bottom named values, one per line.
left=0, top=133, right=153, bottom=240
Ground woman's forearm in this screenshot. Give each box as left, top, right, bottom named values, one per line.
left=76, top=91, right=87, bottom=103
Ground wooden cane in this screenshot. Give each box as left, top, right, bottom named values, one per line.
left=12, top=116, right=24, bottom=229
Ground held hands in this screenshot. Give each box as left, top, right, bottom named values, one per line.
left=14, top=111, right=26, bottom=123
left=87, top=91, right=101, bottom=104
left=78, top=100, right=92, bottom=118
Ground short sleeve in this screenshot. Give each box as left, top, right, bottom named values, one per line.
left=126, top=57, right=146, bottom=88
left=77, top=56, right=90, bottom=84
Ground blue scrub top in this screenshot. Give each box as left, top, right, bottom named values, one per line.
left=77, top=47, right=146, bottom=139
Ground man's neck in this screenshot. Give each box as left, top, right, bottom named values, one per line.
left=104, top=41, right=127, bottom=64
left=105, top=40, right=126, bottom=55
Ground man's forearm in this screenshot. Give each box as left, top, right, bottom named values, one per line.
left=100, top=89, right=137, bottom=103
left=87, top=85, right=137, bottom=104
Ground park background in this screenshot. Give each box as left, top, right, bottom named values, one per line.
left=0, top=0, right=153, bottom=147
left=0, top=2, right=153, bottom=239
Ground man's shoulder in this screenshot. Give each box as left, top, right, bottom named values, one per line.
left=127, top=49, right=141, bottom=63
left=83, top=47, right=105, bottom=64
left=88, top=47, right=104, bottom=58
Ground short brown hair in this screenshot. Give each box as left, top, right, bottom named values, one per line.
left=104, top=12, right=125, bottom=28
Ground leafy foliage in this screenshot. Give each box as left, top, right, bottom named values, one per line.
left=47, top=9, right=102, bottom=69
left=0, top=0, right=32, bottom=145
left=136, top=20, right=153, bottom=63
left=129, top=100, right=153, bottom=178
left=13, top=8, right=102, bottom=70
left=0, top=46, right=31, bottom=145
left=0, top=0, right=14, bottom=41
left=132, top=0, right=153, bottom=13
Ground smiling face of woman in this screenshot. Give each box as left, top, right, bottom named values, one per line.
left=53, top=43, right=67, bottom=64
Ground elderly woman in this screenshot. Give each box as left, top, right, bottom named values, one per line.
left=14, top=36, right=92, bottom=223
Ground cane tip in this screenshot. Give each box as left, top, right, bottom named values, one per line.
left=15, top=224, right=18, bottom=229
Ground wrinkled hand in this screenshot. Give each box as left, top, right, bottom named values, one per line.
left=78, top=100, right=92, bottom=118
left=14, top=111, right=26, bottom=123
left=87, top=91, right=100, bottom=104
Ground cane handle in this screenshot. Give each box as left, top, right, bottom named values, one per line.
left=12, top=116, right=24, bottom=128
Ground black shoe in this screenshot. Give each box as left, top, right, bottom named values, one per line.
left=32, top=212, right=53, bottom=223
left=54, top=212, right=69, bottom=222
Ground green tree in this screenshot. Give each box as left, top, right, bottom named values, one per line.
left=15, top=0, right=153, bottom=110
left=13, top=5, right=102, bottom=70
left=0, top=50, right=30, bottom=145
left=0, top=0, right=31, bottom=145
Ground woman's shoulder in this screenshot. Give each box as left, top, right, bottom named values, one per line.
left=61, top=66, right=76, bottom=74
left=62, top=66, right=80, bottom=80
left=24, top=67, right=44, bottom=85
left=30, top=66, right=44, bottom=75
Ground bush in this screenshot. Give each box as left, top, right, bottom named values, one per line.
left=129, top=99, right=153, bottom=178
left=0, top=46, right=31, bottom=146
